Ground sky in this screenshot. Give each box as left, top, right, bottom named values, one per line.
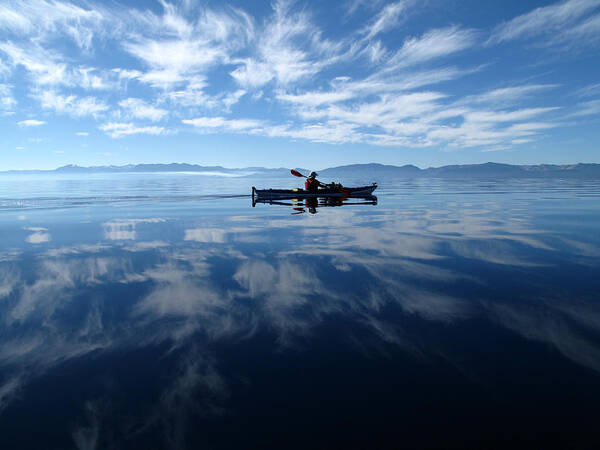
left=1, top=0, right=599, bottom=170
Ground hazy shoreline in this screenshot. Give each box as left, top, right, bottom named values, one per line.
left=2, top=162, right=600, bottom=179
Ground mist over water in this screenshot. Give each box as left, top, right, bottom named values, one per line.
left=1, top=173, right=600, bottom=449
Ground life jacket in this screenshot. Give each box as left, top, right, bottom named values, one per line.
left=305, top=178, right=319, bottom=192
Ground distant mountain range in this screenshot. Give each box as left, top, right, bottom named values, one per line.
left=2, top=162, right=600, bottom=179
left=320, top=162, right=600, bottom=179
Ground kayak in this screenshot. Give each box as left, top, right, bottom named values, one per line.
left=252, top=195, right=378, bottom=207
left=252, top=183, right=377, bottom=200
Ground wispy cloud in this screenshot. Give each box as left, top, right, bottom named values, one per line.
left=36, top=91, right=108, bottom=118
left=463, top=84, right=560, bottom=105
left=559, top=12, right=600, bottom=45
left=0, top=0, right=596, bottom=155
left=489, top=0, right=600, bottom=44
left=119, top=98, right=168, bottom=121
left=0, top=0, right=104, bottom=50
left=18, top=119, right=45, bottom=127
left=575, top=82, right=600, bottom=97
left=465, top=107, right=559, bottom=123
left=385, top=26, right=477, bottom=70
left=0, top=83, right=16, bottom=110
left=361, top=1, right=408, bottom=39
left=122, top=2, right=252, bottom=89
left=568, top=99, right=600, bottom=117
left=0, top=41, right=116, bottom=89
left=99, top=122, right=168, bottom=138
left=182, top=116, right=263, bottom=133
left=230, top=0, right=342, bottom=88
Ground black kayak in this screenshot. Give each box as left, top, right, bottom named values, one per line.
left=252, top=183, right=377, bottom=200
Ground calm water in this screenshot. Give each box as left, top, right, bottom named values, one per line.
left=1, top=174, right=600, bottom=449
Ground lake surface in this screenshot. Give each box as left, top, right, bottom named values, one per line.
left=1, top=173, right=600, bottom=449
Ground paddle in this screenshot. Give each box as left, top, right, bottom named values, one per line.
left=290, top=169, right=309, bottom=179
left=290, top=169, right=351, bottom=195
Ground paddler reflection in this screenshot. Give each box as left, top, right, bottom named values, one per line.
left=306, top=197, right=318, bottom=214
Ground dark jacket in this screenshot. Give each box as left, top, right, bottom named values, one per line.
left=305, top=178, right=320, bottom=192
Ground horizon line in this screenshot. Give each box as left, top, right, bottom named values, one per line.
left=2, top=161, right=600, bottom=173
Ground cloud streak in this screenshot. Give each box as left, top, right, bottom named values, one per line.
left=99, top=122, right=167, bottom=138
left=18, top=119, right=45, bottom=127
left=0, top=0, right=597, bottom=154
left=489, top=0, right=600, bottom=44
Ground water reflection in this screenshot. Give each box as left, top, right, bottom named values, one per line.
left=252, top=194, right=377, bottom=214
left=1, top=182, right=600, bottom=448
left=24, top=227, right=50, bottom=244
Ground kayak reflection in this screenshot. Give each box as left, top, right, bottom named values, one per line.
left=252, top=195, right=377, bottom=214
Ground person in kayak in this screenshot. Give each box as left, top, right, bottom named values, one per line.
left=305, top=171, right=322, bottom=192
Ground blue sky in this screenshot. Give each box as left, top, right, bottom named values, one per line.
left=1, top=0, right=599, bottom=170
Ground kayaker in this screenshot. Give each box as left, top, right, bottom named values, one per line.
left=305, top=171, right=321, bottom=192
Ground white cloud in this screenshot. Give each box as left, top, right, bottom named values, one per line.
left=184, top=85, right=561, bottom=149
left=182, top=116, right=262, bottom=132
left=111, top=68, right=142, bottom=80
left=425, top=118, right=558, bottom=148
left=0, top=0, right=590, bottom=153
left=122, top=3, right=253, bottom=89
left=465, top=84, right=560, bottom=105
left=230, top=59, right=274, bottom=88
left=18, top=119, right=45, bottom=127
left=36, top=91, right=108, bottom=118
left=99, top=122, right=167, bottom=139
left=0, top=42, right=76, bottom=87
left=567, top=99, right=600, bottom=117
left=119, top=98, right=168, bottom=121
left=262, top=121, right=364, bottom=145
left=465, top=107, right=559, bottom=123
left=0, top=0, right=104, bottom=50
left=387, top=26, right=477, bottom=69
left=576, top=82, right=600, bottom=97
left=277, top=90, right=356, bottom=107
left=559, top=12, right=600, bottom=44
left=124, top=39, right=223, bottom=82
left=361, top=1, right=408, bottom=39
left=222, top=89, right=246, bottom=110
left=0, top=41, right=125, bottom=90
left=489, top=0, right=600, bottom=43
left=0, top=83, right=16, bottom=110
left=230, top=0, right=340, bottom=88
left=76, top=131, right=89, bottom=136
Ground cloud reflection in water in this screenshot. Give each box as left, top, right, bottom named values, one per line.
left=0, top=197, right=599, bottom=447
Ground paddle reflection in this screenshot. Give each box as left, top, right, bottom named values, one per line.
left=252, top=195, right=378, bottom=214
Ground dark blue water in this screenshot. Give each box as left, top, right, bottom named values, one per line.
left=1, top=174, right=600, bottom=449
